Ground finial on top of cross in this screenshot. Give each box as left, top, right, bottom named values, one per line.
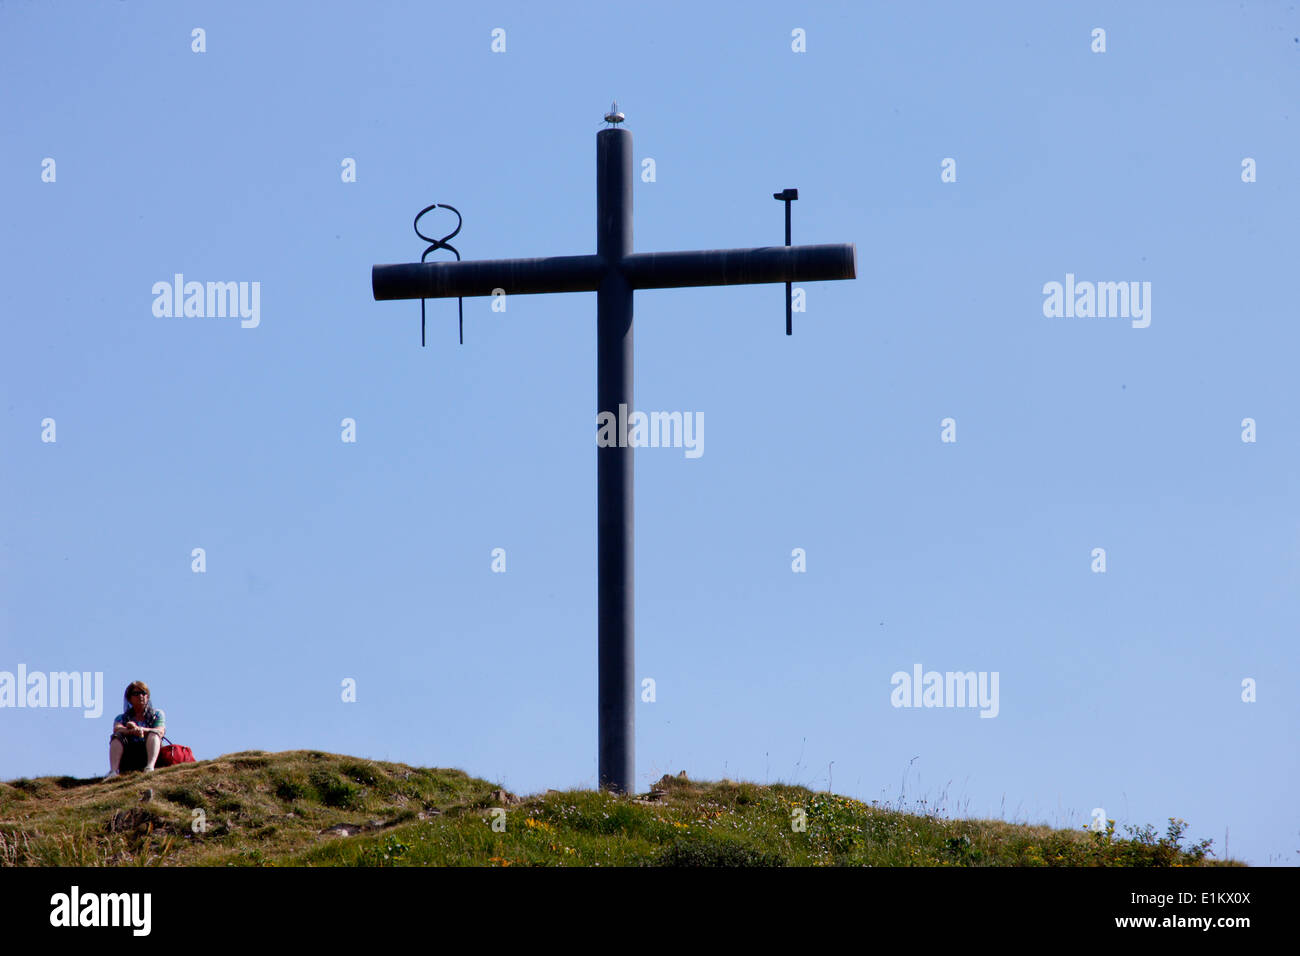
left=603, top=101, right=625, bottom=126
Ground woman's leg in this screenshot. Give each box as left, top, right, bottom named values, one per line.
left=143, top=733, right=161, bottom=770
left=108, top=736, right=123, bottom=772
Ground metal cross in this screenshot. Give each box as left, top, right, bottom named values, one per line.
left=372, top=112, right=855, bottom=794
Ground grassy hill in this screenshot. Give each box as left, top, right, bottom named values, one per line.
left=0, top=750, right=1234, bottom=866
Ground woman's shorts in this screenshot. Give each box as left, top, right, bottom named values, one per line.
left=111, top=734, right=150, bottom=771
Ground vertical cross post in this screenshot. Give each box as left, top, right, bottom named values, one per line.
left=596, top=128, right=635, bottom=794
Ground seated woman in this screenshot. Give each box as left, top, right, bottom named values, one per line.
left=104, top=681, right=166, bottom=778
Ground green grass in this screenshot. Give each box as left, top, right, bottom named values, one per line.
left=0, top=750, right=1235, bottom=867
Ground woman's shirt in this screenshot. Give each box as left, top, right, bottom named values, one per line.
left=114, top=707, right=166, bottom=733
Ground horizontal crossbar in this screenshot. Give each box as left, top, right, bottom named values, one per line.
left=371, top=243, right=856, bottom=301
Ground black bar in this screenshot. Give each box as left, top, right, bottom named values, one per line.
left=596, top=127, right=635, bottom=795
left=785, top=200, right=792, bottom=335
left=373, top=244, right=856, bottom=303
left=1, top=865, right=1277, bottom=938
left=621, top=243, right=855, bottom=290
left=373, top=255, right=605, bottom=301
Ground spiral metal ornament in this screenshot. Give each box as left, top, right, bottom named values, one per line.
left=413, top=203, right=464, bottom=346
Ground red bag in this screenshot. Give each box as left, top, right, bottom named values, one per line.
left=157, top=737, right=195, bottom=767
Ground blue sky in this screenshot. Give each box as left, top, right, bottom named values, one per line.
left=2, top=0, right=1297, bottom=866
